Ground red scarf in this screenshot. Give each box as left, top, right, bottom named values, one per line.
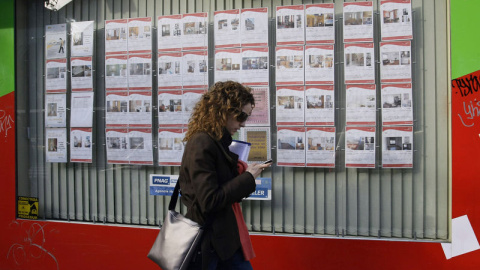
left=233, top=160, right=256, bottom=261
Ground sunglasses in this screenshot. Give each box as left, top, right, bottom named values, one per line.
left=236, top=111, right=250, bottom=122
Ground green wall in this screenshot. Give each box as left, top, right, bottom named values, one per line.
left=451, top=0, right=480, bottom=79
left=0, top=0, right=14, bottom=97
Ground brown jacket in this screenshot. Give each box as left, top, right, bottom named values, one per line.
left=178, top=131, right=256, bottom=261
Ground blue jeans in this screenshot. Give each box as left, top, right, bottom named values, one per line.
left=188, top=248, right=253, bottom=270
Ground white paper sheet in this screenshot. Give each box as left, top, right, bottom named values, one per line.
left=158, top=14, right=183, bottom=52
left=46, top=128, right=67, bottom=163
left=158, top=128, right=186, bottom=166
left=276, top=46, right=305, bottom=86
left=380, top=0, right=413, bottom=41
left=183, top=89, right=206, bottom=125
left=345, top=126, right=376, bottom=168
left=276, top=5, right=305, bottom=46
left=128, top=54, right=152, bottom=90
left=70, top=92, right=94, bottom=127
left=45, top=24, right=67, bottom=59
left=344, top=43, right=375, bottom=84
left=158, top=52, right=183, bottom=90
left=70, top=127, right=93, bottom=163
left=305, top=3, right=335, bottom=44
left=127, top=17, right=152, bottom=54
left=276, top=86, right=305, bottom=126
left=46, top=59, right=67, bottom=93
left=214, top=9, right=241, bottom=48
left=441, top=215, right=480, bottom=259
left=158, top=90, right=183, bottom=127
left=277, top=126, right=306, bottom=167
left=71, top=21, right=94, bottom=57
left=305, top=85, right=335, bottom=126
left=382, top=126, right=413, bottom=168
left=214, top=48, right=242, bottom=83
left=346, top=84, right=377, bottom=126
left=381, top=83, right=413, bottom=125
left=305, top=45, right=335, bottom=85
left=380, top=41, right=412, bottom=83
left=240, top=47, right=269, bottom=86
left=106, top=128, right=129, bottom=164
left=71, top=57, right=93, bottom=91
left=45, top=94, right=67, bottom=128
left=105, top=19, right=128, bottom=55
left=241, top=7, right=268, bottom=47
left=343, top=2, right=374, bottom=43
left=105, top=90, right=129, bottom=127
left=306, top=127, right=336, bottom=168
left=128, top=128, right=153, bottom=165
left=182, top=51, right=208, bottom=89
left=105, top=55, right=128, bottom=90
left=182, top=13, right=208, bottom=51
left=128, top=91, right=152, bottom=128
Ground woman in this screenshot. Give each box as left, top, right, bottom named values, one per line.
left=179, top=81, right=271, bottom=269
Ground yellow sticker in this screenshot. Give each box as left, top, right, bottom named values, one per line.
left=17, top=196, right=38, bottom=220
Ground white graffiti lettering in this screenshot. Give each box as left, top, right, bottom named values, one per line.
left=0, top=109, right=14, bottom=137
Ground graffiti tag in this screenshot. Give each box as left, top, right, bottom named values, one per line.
left=0, top=109, right=14, bottom=137
left=457, top=100, right=480, bottom=127
left=452, top=74, right=480, bottom=98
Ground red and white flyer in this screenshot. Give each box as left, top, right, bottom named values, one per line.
left=127, top=17, right=152, bottom=54
left=214, top=48, right=242, bottom=83
left=305, top=3, right=335, bottom=44
left=158, top=128, right=186, bottom=166
left=128, top=90, right=152, bottom=128
left=345, top=126, right=376, bottom=168
left=158, top=52, right=182, bottom=89
left=106, top=128, right=129, bottom=164
left=46, top=128, right=67, bottom=163
left=46, top=58, right=67, bottom=93
left=157, top=14, right=183, bottom=52
left=382, top=126, right=413, bottom=168
left=240, top=47, right=269, bottom=86
left=70, top=127, right=93, bottom=163
left=241, top=7, right=268, bottom=47
left=277, top=126, right=306, bottom=167
left=306, top=126, right=336, bottom=168
left=128, top=128, right=153, bottom=165
left=344, top=43, right=375, bottom=84
left=380, top=0, right=413, bottom=41
left=305, top=85, right=335, bottom=126
left=381, top=83, right=413, bottom=125
left=105, top=55, right=128, bottom=91
left=105, top=19, right=128, bottom=55
left=71, top=57, right=93, bottom=92
left=128, top=54, right=152, bottom=90
left=276, top=46, right=304, bottom=86
left=158, top=90, right=183, bottom=127
left=276, top=5, right=305, bottom=46
left=182, top=13, right=208, bottom=51
left=105, top=90, right=129, bottom=128
left=182, top=50, right=208, bottom=89
left=276, top=86, right=305, bottom=126
left=305, top=45, right=334, bottom=85
left=343, top=1, right=374, bottom=43
left=214, top=9, right=241, bottom=48
left=380, top=41, right=412, bottom=83
left=346, top=84, right=377, bottom=126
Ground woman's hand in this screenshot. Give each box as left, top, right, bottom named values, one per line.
left=246, top=162, right=272, bottom=179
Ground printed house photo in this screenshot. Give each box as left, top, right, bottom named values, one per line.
left=47, top=103, right=57, bottom=116
left=161, top=24, right=170, bottom=36
left=106, top=100, right=128, bottom=112
left=107, top=137, right=127, bottom=149
left=129, top=137, right=144, bottom=150
left=106, top=64, right=127, bottom=77
left=130, top=63, right=151, bottom=76
left=48, top=138, right=58, bottom=152
left=245, top=18, right=254, bottom=30
left=129, top=100, right=151, bottom=113
left=216, top=58, right=232, bottom=70
left=277, top=15, right=295, bottom=29
left=73, top=31, right=83, bottom=45
left=382, top=52, right=400, bottom=65
left=306, top=14, right=325, bottom=27
left=345, top=53, right=365, bottom=67
left=347, top=136, right=374, bottom=151
left=231, top=18, right=239, bottom=30
left=278, top=96, right=295, bottom=109
left=386, top=137, right=403, bottom=150
left=73, top=136, right=82, bottom=148
left=278, top=136, right=304, bottom=150
left=306, top=95, right=325, bottom=109
left=308, top=136, right=334, bottom=150
left=344, top=12, right=363, bottom=25
left=383, top=94, right=402, bottom=108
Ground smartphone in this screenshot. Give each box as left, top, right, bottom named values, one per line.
left=263, top=159, right=273, bottom=164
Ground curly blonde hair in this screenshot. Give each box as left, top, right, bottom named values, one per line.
left=184, top=81, right=255, bottom=141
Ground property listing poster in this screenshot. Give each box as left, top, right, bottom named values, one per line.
left=241, top=47, right=269, bottom=86
left=215, top=48, right=242, bottom=83
left=380, top=0, right=413, bottom=41
left=305, top=3, right=335, bottom=44
left=276, top=5, right=305, bottom=45
left=241, top=7, right=268, bottom=47
left=105, top=90, right=129, bottom=127
left=345, top=126, right=376, bottom=168
left=45, top=94, right=67, bottom=127
left=158, top=128, right=186, bottom=166
left=157, top=14, right=183, bottom=52
left=240, top=127, right=271, bottom=163
left=70, top=92, right=94, bottom=127
left=127, top=17, right=152, bottom=54
left=106, top=128, right=129, bottom=164
left=380, top=41, right=412, bottom=83
left=306, top=127, right=336, bottom=167
left=45, top=24, right=67, bottom=59
left=381, top=83, right=413, bottom=125
left=158, top=52, right=182, bottom=89
left=305, top=85, right=335, bottom=126
left=346, top=84, right=377, bottom=126
left=128, top=128, right=154, bottom=165
left=46, top=59, right=67, bottom=93
left=128, top=91, right=152, bottom=127
left=158, top=90, right=183, bottom=127
left=71, top=21, right=94, bottom=57
left=343, top=1, right=374, bottom=43
left=183, top=89, right=206, bottom=125
left=344, top=43, right=375, bottom=84
left=382, top=126, right=413, bottom=168
left=71, top=57, right=93, bottom=91
left=105, top=19, right=128, bottom=55
left=46, top=128, right=68, bottom=163
left=105, top=55, right=128, bottom=90
left=128, top=54, right=152, bottom=90
left=182, top=50, right=208, bottom=89
left=305, top=45, right=334, bottom=85
left=214, top=9, right=241, bottom=48
left=70, top=128, right=93, bottom=163
left=277, top=126, right=306, bottom=167
left=246, top=86, right=270, bottom=126
left=276, top=86, right=305, bottom=126
left=276, top=46, right=304, bottom=86
left=182, top=13, right=208, bottom=51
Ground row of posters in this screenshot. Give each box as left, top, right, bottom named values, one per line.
left=45, top=21, right=95, bottom=59
left=275, top=84, right=413, bottom=127
left=275, top=41, right=411, bottom=86
left=276, top=1, right=412, bottom=45
left=46, top=128, right=93, bottom=163
left=277, top=126, right=413, bottom=168
left=106, top=18, right=153, bottom=55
